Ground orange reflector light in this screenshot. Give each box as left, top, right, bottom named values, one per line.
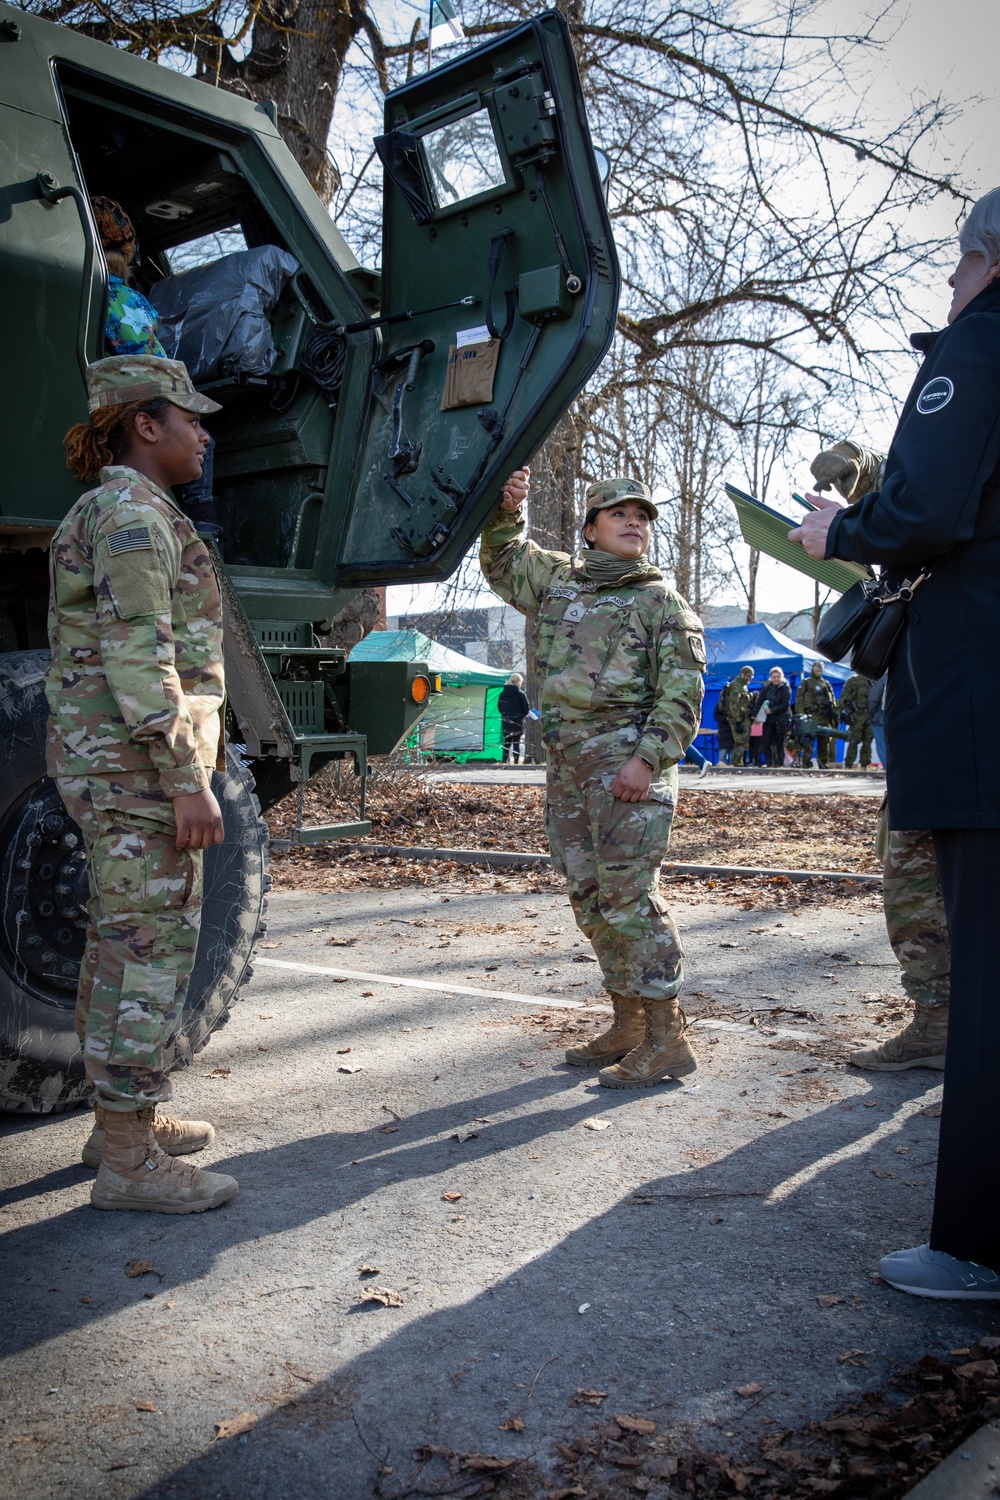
left=410, top=674, right=431, bottom=704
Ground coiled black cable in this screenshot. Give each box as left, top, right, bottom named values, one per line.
left=300, top=330, right=347, bottom=408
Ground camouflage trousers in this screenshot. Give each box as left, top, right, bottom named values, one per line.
left=844, top=716, right=872, bottom=768
left=57, top=771, right=203, bottom=1112
left=731, top=721, right=751, bottom=766
left=545, top=734, right=683, bottom=1002
left=877, top=804, right=950, bottom=1011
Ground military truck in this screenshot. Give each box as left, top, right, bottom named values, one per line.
left=0, top=5, right=620, bottom=1111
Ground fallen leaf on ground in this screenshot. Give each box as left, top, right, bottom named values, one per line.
left=333, top=976, right=348, bottom=983
left=338, top=1063, right=363, bottom=1073
left=735, top=1383, right=763, bottom=1397
left=452, top=1127, right=479, bottom=1142
left=327, top=937, right=356, bottom=946
left=837, top=1350, right=871, bottom=1365
left=499, top=1416, right=524, bottom=1432
left=336, top=1046, right=351, bottom=1054
left=519, top=1059, right=537, bottom=1069
left=205, top=1067, right=231, bottom=1078
left=361, top=990, right=374, bottom=997
left=816, top=1295, right=843, bottom=1308
left=571, top=1388, right=608, bottom=1405
left=442, top=1192, right=463, bottom=1202
left=358, top=1264, right=380, bottom=1276
left=956, top=1359, right=998, bottom=1377
left=648, top=1456, right=680, bottom=1479
left=214, top=1412, right=257, bottom=1440
left=258, top=1014, right=273, bottom=1020
left=870, top=1168, right=896, bottom=1179
left=80, top=1295, right=92, bottom=1304
left=584, top=1118, right=611, bottom=1131
left=614, top=1414, right=656, bottom=1435
left=359, top=1286, right=404, bottom=1308
left=571, top=953, right=597, bottom=963
left=125, top=1260, right=154, bottom=1278
left=922, top=1102, right=943, bottom=1117
left=380, top=1125, right=398, bottom=1134
left=135, top=1400, right=157, bottom=1413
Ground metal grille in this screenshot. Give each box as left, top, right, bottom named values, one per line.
left=275, top=680, right=325, bottom=733
left=254, top=620, right=313, bottom=647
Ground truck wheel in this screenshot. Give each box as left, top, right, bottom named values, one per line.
left=0, top=651, right=269, bottom=1114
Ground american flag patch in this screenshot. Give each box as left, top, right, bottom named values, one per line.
left=106, top=526, right=153, bottom=555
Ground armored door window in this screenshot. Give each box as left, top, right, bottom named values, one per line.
left=420, top=109, right=506, bottom=210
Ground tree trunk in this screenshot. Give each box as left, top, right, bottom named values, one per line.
left=746, top=548, right=759, bottom=622
left=521, top=412, right=581, bottom=761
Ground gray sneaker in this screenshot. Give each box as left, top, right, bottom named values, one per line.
left=880, top=1243, right=1000, bottom=1299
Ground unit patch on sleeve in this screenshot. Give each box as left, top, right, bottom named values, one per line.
left=106, top=525, right=154, bottom=555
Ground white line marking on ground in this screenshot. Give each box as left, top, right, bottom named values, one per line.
left=765, top=1095, right=935, bottom=1204
left=254, top=956, right=602, bottom=1011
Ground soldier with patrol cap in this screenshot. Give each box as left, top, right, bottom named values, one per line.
left=726, top=665, right=755, bottom=767
left=480, top=470, right=706, bottom=1088
left=51, top=353, right=238, bottom=1214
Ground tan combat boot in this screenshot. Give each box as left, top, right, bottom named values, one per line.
left=850, top=1004, right=948, bottom=1071
left=82, top=1100, right=216, bottom=1168
left=598, top=1001, right=697, bottom=1088
left=91, top=1107, right=238, bottom=1214
left=565, top=992, right=645, bottom=1067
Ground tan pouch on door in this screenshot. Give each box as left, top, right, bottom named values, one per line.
left=440, top=339, right=500, bottom=410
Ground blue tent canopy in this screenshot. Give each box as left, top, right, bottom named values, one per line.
left=703, top=622, right=850, bottom=686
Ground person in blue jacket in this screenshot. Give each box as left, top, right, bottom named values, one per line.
left=790, top=185, right=1000, bottom=1301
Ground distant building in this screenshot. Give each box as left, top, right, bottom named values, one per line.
left=386, top=602, right=526, bottom=673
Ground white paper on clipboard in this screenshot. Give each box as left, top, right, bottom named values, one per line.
left=456, top=324, right=491, bottom=348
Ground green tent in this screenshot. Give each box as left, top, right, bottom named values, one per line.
left=349, top=628, right=512, bottom=760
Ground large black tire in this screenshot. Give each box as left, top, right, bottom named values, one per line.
left=0, top=651, right=269, bottom=1113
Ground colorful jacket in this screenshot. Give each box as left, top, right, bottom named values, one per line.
left=105, top=276, right=166, bottom=358
left=479, top=508, right=705, bottom=775
left=46, top=465, right=225, bottom=796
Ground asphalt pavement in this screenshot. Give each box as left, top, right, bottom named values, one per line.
left=1, top=883, right=993, bottom=1499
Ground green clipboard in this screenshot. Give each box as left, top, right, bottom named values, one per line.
left=724, top=482, right=870, bottom=596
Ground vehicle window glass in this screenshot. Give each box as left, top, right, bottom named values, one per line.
left=420, top=109, right=505, bottom=209
left=166, top=228, right=248, bottom=273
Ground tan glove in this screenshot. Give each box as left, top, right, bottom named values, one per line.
left=810, top=441, right=884, bottom=501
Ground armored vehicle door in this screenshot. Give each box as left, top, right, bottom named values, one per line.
left=332, top=9, right=620, bottom=585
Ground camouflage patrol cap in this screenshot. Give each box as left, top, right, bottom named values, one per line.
left=85, top=355, right=222, bottom=416
left=583, top=476, right=657, bottom=520
left=738, top=665, right=754, bottom=678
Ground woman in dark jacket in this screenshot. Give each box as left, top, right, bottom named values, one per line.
left=790, top=186, right=1000, bottom=1300
left=752, top=666, right=791, bottom=767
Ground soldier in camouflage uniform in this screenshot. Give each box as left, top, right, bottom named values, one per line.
left=794, top=661, right=838, bottom=766
left=50, top=354, right=238, bottom=1212
left=726, top=665, right=755, bottom=767
left=810, top=442, right=949, bottom=1070
left=481, top=472, right=706, bottom=1088
left=837, top=671, right=874, bottom=769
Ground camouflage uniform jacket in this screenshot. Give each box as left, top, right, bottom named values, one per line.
left=795, top=675, right=837, bottom=724
left=46, top=465, right=225, bottom=797
left=725, top=680, right=753, bottom=726
left=479, top=509, right=705, bottom=774
left=838, top=673, right=872, bottom=721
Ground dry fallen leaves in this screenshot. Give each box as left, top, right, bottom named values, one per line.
left=135, top=1400, right=157, bottom=1413
left=583, top=1118, right=611, bottom=1132
left=358, top=1264, right=380, bottom=1276
left=451, top=1127, right=479, bottom=1143
left=614, top=1414, right=656, bottom=1435
left=837, top=1350, right=871, bottom=1367
left=922, top=1102, right=943, bottom=1117
left=125, top=1260, right=154, bottom=1279
left=205, top=1066, right=231, bottom=1078
left=441, top=1192, right=463, bottom=1202
left=338, top=1063, right=363, bottom=1074
left=499, top=1416, right=524, bottom=1432
left=816, top=1295, right=843, bottom=1308
left=735, top=1383, right=764, bottom=1397
left=214, top=1412, right=257, bottom=1440
left=359, top=1286, right=404, bottom=1308
left=571, top=1388, right=608, bottom=1406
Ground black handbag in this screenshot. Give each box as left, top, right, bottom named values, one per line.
left=815, top=569, right=930, bottom=679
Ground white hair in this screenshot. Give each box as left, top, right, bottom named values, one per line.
left=508, top=672, right=523, bottom=685
left=959, top=188, right=1000, bottom=265
left=768, top=666, right=787, bottom=682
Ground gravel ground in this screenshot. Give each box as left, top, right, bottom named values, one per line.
left=2, top=883, right=996, bottom=1500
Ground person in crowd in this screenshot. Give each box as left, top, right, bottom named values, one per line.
left=752, top=666, right=791, bottom=766
left=684, top=741, right=711, bottom=777
left=838, top=670, right=874, bottom=769
left=714, top=679, right=735, bottom=764
left=53, top=353, right=237, bottom=1214
left=481, top=472, right=705, bottom=1089
left=868, top=671, right=888, bottom=769
left=727, top=665, right=755, bottom=766
left=807, top=459, right=950, bottom=1075
left=791, top=186, right=1000, bottom=1297
left=794, top=660, right=838, bottom=767
left=497, top=672, right=531, bottom=764
left=91, top=196, right=222, bottom=540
